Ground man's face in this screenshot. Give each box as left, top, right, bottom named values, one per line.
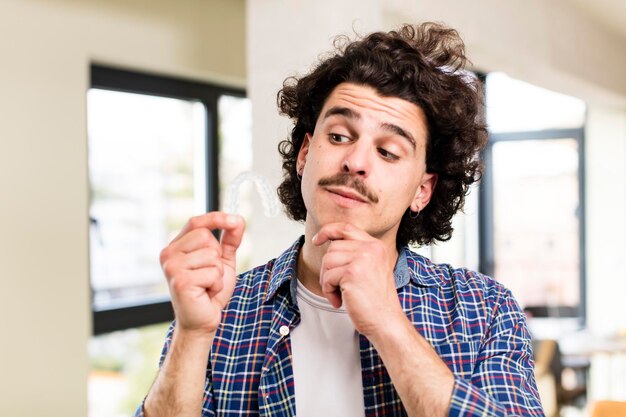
left=297, top=82, right=437, bottom=243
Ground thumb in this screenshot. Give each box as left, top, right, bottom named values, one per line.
left=220, top=215, right=246, bottom=267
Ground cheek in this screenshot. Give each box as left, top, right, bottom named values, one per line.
left=390, top=180, right=418, bottom=208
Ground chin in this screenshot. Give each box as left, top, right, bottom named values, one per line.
left=319, top=207, right=362, bottom=223
left=323, top=213, right=375, bottom=235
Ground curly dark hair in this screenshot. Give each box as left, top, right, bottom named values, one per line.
left=276, top=22, right=488, bottom=247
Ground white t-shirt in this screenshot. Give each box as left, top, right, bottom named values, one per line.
left=290, top=279, right=365, bottom=417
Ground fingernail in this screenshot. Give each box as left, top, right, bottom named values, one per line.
left=312, top=233, right=318, bottom=243
left=226, top=214, right=240, bottom=225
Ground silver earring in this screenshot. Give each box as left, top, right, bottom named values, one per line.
left=296, top=170, right=302, bottom=181
left=409, top=209, right=420, bottom=219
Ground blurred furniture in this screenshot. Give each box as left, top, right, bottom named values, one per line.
left=589, top=400, right=626, bottom=417
left=531, top=320, right=626, bottom=413
left=534, top=339, right=558, bottom=417
left=559, top=330, right=626, bottom=399
left=533, top=339, right=590, bottom=417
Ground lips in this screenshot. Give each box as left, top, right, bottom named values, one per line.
left=324, top=186, right=368, bottom=203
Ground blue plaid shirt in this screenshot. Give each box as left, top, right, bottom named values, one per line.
left=137, top=237, right=544, bottom=417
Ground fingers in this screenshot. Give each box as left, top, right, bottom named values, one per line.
left=313, top=222, right=378, bottom=313
left=168, top=228, right=220, bottom=255
left=159, top=212, right=245, bottom=335
left=320, top=248, right=352, bottom=272
left=320, top=265, right=348, bottom=309
left=318, top=234, right=386, bottom=310
left=219, top=216, right=246, bottom=266
left=170, top=212, right=243, bottom=245
left=178, top=247, right=225, bottom=272
left=162, top=212, right=245, bottom=267
left=320, top=250, right=357, bottom=309
left=162, top=248, right=223, bottom=279
left=312, top=222, right=370, bottom=246
left=167, top=265, right=224, bottom=297
left=197, top=268, right=225, bottom=298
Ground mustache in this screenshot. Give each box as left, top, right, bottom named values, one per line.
left=318, top=173, right=379, bottom=204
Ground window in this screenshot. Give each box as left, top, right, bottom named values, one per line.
left=88, top=65, right=245, bottom=333
left=480, top=72, right=586, bottom=321
left=87, top=66, right=250, bottom=416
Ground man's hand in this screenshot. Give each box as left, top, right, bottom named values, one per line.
left=160, top=212, right=245, bottom=336
left=313, top=222, right=404, bottom=338
left=144, top=212, right=244, bottom=417
left=314, top=222, right=455, bottom=416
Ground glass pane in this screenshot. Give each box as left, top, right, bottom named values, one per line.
left=218, top=95, right=252, bottom=184
left=89, top=322, right=170, bottom=417
left=492, top=139, right=580, bottom=311
left=87, top=89, right=207, bottom=310
left=218, top=95, right=254, bottom=271
left=486, top=72, right=586, bottom=133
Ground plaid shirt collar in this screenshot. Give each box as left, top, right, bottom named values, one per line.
left=263, top=236, right=443, bottom=304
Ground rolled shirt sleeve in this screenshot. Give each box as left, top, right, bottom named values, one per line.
left=447, top=288, right=544, bottom=417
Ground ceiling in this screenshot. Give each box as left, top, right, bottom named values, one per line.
left=570, top=0, right=626, bottom=40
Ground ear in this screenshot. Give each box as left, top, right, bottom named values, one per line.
left=296, top=133, right=312, bottom=173
left=410, top=172, right=438, bottom=212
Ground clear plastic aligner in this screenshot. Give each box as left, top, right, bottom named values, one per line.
left=224, top=171, right=280, bottom=218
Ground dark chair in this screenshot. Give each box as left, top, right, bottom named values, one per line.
left=533, top=339, right=590, bottom=416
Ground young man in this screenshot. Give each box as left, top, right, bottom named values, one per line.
left=137, top=23, right=544, bottom=417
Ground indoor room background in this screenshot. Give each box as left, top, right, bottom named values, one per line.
left=1, top=1, right=625, bottom=416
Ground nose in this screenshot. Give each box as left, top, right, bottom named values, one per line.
left=341, top=141, right=370, bottom=177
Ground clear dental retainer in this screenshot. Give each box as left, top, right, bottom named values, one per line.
left=223, top=171, right=280, bottom=218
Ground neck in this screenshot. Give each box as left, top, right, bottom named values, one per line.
left=297, top=218, right=400, bottom=297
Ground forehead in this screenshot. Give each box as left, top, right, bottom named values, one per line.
left=317, top=82, right=428, bottom=140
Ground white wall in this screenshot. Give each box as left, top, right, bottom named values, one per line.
left=383, top=0, right=626, bottom=107
left=0, top=1, right=245, bottom=415
left=585, top=108, right=626, bottom=333
left=585, top=106, right=626, bottom=401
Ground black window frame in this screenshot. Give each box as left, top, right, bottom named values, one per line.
left=89, top=65, right=245, bottom=335
left=478, top=127, right=586, bottom=321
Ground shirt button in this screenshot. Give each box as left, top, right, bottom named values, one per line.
left=279, top=325, right=290, bottom=336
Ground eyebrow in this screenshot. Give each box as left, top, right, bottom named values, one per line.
left=323, top=106, right=416, bottom=150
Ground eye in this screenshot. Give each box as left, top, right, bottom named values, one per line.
left=329, top=133, right=350, bottom=144
left=378, top=148, right=399, bottom=161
